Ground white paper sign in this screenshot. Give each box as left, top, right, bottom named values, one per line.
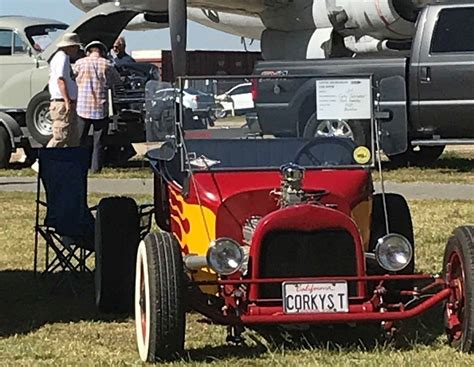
left=316, top=78, right=372, bottom=120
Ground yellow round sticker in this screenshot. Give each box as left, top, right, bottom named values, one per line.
left=353, top=146, right=371, bottom=164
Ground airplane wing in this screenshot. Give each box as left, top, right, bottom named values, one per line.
left=70, top=0, right=269, bottom=14
left=69, top=0, right=427, bottom=70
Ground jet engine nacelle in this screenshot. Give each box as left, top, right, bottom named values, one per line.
left=330, top=0, right=425, bottom=40
left=262, top=0, right=428, bottom=60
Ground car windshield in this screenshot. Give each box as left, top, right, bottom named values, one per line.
left=145, top=76, right=375, bottom=171
left=25, top=24, right=68, bottom=52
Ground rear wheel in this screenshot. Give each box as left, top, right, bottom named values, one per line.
left=388, top=145, right=445, bottom=167
left=135, top=231, right=186, bottom=362
left=303, top=113, right=371, bottom=148
left=443, top=226, right=474, bottom=352
left=95, top=197, right=140, bottom=313
left=213, top=103, right=227, bottom=119
left=26, top=90, right=52, bottom=145
left=0, top=126, right=12, bottom=168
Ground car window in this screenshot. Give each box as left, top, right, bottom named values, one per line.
left=13, top=33, right=27, bottom=54
left=431, top=8, right=474, bottom=53
left=0, top=30, right=13, bottom=56
left=25, top=24, right=68, bottom=52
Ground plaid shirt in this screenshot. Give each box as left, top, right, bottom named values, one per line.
left=74, top=55, right=121, bottom=119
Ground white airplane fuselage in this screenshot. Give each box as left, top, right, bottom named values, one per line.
left=69, top=0, right=429, bottom=59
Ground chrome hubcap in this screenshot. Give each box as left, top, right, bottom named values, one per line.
left=315, top=119, right=354, bottom=140
left=34, top=102, right=53, bottom=135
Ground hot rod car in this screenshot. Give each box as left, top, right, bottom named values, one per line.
left=95, top=76, right=474, bottom=362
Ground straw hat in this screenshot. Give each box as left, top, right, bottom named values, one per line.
left=57, top=33, right=82, bottom=48
left=85, top=40, right=108, bottom=54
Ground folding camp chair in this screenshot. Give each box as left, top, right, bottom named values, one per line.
left=33, top=147, right=95, bottom=277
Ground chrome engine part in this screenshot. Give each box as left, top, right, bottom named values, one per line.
left=242, top=216, right=262, bottom=245
left=276, top=163, right=306, bottom=207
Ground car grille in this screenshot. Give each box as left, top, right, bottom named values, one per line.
left=258, top=230, right=357, bottom=299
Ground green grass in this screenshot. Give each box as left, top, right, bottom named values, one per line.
left=379, top=150, right=474, bottom=184
left=1, top=192, right=473, bottom=365
left=1, top=161, right=153, bottom=179
left=2, top=149, right=473, bottom=183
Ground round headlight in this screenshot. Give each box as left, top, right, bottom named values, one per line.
left=206, top=238, right=244, bottom=275
left=375, top=234, right=413, bottom=272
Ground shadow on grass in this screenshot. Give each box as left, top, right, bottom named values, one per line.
left=5, top=161, right=31, bottom=170
left=249, top=306, right=444, bottom=354
left=182, top=344, right=268, bottom=363
left=383, top=155, right=473, bottom=172
left=0, top=270, right=128, bottom=338
left=104, top=158, right=149, bottom=169
left=0, top=270, right=446, bottom=360
left=181, top=302, right=445, bottom=362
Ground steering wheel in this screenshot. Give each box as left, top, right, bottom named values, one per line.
left=293, top=137, right=356, bottom=167
left=293, top=139, right=324, bottom=166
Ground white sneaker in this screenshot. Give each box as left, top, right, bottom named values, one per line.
left=31, top=159, right=39, bottom=173
left=18, top=153, right=28, bottom=163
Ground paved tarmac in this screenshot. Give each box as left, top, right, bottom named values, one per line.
left=0, top=176, right=472, bottom=200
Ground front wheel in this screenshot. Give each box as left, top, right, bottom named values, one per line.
left=443, top=225, right=474, bottom=352
left=135, top=231, right=186, bottom=362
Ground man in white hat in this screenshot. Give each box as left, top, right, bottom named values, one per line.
left=74, top=40, right=121, bottom=172
left=47, top=32, right=82, bottom=147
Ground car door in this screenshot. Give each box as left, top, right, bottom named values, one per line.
left=230, top=84, right=254, bottom=111
left=0, top=29, right=36, bottom=109
left=416, top=6, right=474, bottom=138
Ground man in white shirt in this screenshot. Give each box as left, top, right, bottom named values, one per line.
left=47, top=33, right=82, bottom=147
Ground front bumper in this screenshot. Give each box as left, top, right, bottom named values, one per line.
left=190, top=274, right=449, bottom=326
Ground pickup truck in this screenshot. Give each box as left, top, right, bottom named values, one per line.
left=253, top=1, right=474, bottom=165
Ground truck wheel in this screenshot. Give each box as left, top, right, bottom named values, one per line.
left=135, top=231, right=185, bottom=362
left=26, top=90, right=52, bottom=145
left=303, top=114, right=370, bottom=147
left=388, top=145, right=445, bottom=167
left=0, top=126, right=12, bottom=168
left=95, top=197, right=140, bottom=313
left=443, top=225, right=474, bottom=353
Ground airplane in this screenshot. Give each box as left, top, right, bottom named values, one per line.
left=69, top=0, right=430, bottom=76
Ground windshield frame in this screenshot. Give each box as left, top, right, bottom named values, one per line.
left=146, top=74, right=377, bottom=173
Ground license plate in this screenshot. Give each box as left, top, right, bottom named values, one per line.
left=282, top=281, right=349, bottom=314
